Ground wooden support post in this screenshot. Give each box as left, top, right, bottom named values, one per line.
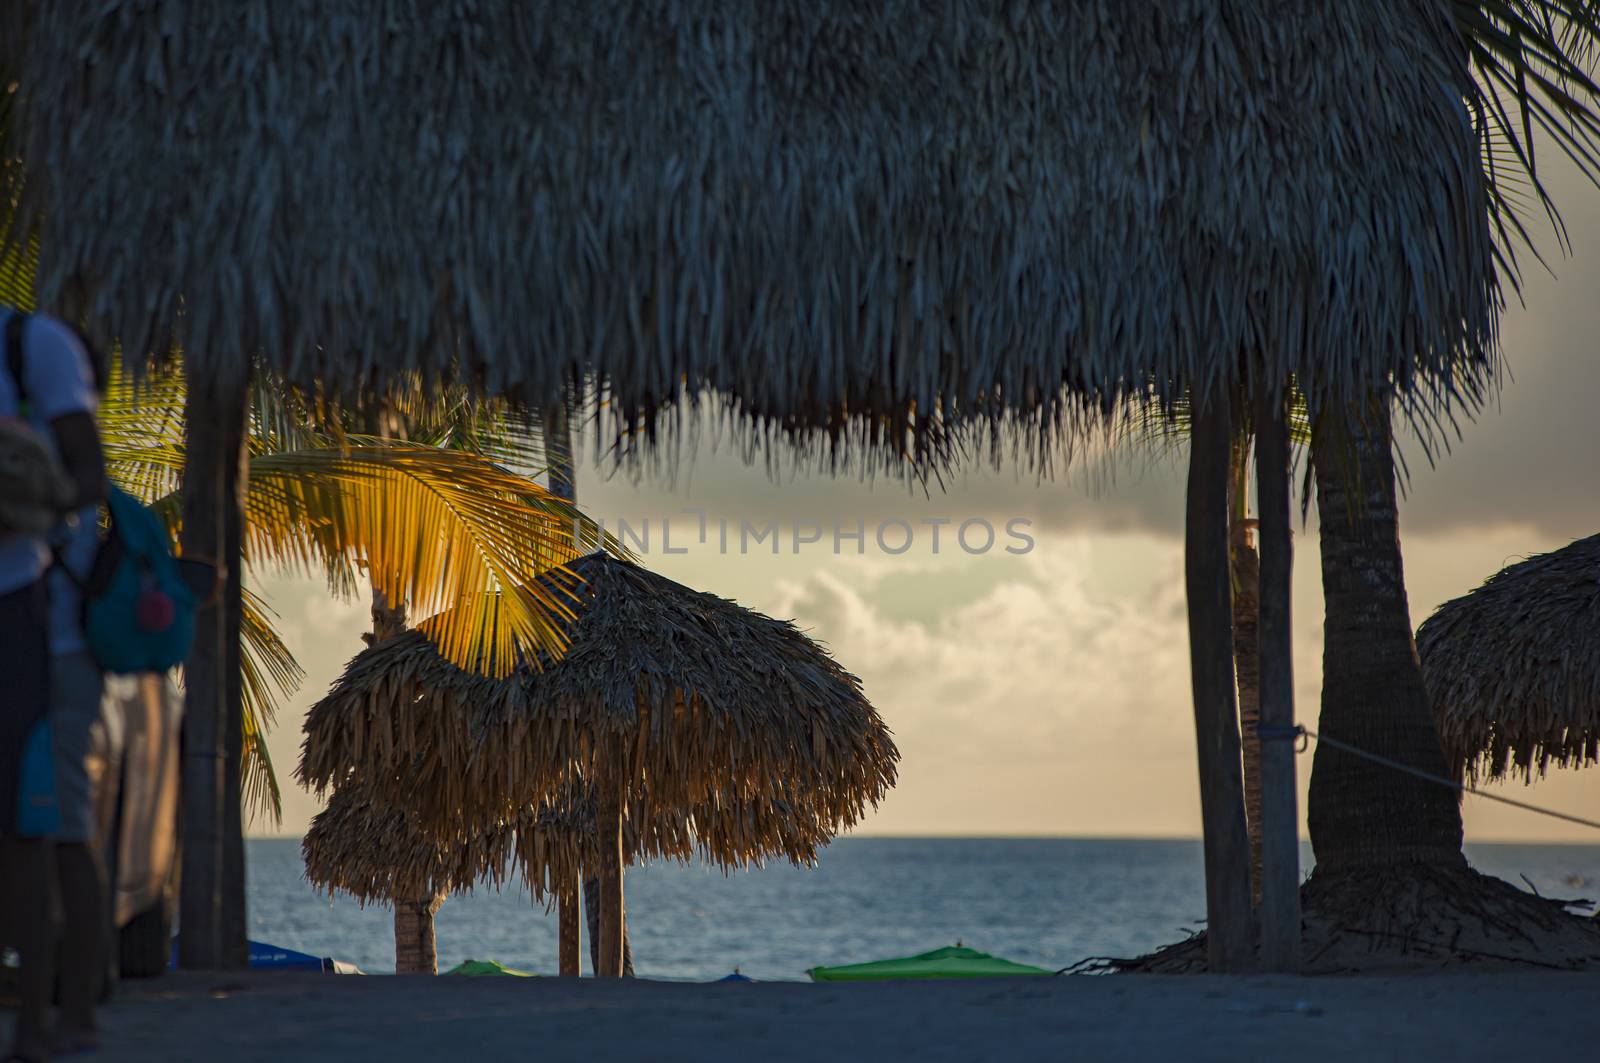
left=1254, top=388, right=1301, bottom=973
left=558, top=874, right=581, bottom=976
left=596, top=772, right=625, bottom=978
left=178, top=367, right=248, bottom=970
left=1184, top=389, right=1256, bottom=973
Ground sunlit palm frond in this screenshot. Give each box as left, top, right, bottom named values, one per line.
left=99, top=360, right=188, bottom=504
left=239, top=588, right=300, bottom=825
left=242, top=441, right=620, bottom=677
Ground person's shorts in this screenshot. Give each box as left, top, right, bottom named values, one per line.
left=0, top=580, right=57, bottom=838
left=50, top=650, right=104, bottom=843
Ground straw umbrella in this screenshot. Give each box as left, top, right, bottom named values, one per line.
left=304, top=771, right=849, bottom=975
left=303, top=779, right=634, bottom=975
left=12, top=3, right=1499, bottom=972
left=301, top=552, right=898, bottom=976
left=1417, top=533, right=1600, bottom=783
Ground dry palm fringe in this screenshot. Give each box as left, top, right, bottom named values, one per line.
left=1417, top=532, right=1600, bottom=784
left=1083, top=726, right=1600, bottom=975
left=10, top=1, right=1500, bottom=473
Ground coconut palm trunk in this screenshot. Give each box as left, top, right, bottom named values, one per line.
left=1228, top=430, right=1264, bottom=908
left=1183, top=392, right=1255, bottom=972
left=1307, top=402, right=1464, bottom=871
left=178, top=367, right=250, bottom=970
left=393, top=895, right=444, bottom=975
left=365, top=583, right=449, bottom=976
left=544, top=399, right=635, bottom=977
left=221, top=410, right=249, bottom=969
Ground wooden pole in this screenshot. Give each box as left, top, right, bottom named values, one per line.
left=1184, top=389, right=1256, bottom=972
left=178, top=367, right=247, bottom=969
left=596, top=766, right=625, bottom=978
left=1254, top=388, right=1301, bottom=973
left=557, top=873, right=581, bottom=976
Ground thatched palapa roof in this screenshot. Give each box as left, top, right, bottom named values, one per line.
left=303, top=773, right=847, bottom=906
left=8, top=3, right=1495, bottom=461
left=1417, top=533, right=1600, bottom=782
left=298, top=553, right=897, bottom=842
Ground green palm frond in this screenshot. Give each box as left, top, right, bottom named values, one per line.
left=243, top=441, right=614, bottom=677
left=240, top=588, right=300, bottom=825
left=1119, top=388, right=1314, bottom=457
left=100, top=361, right=187, bottom=504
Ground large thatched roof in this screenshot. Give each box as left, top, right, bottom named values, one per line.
left=299, top=553, right=897, bottom=840
left=7, top=3, right=1495, bottom=461
left=1417, top=533, right=1600, bottom=782
left=304, top=768, right=849, bottom=906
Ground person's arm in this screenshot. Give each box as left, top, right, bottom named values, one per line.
left=21, top=316, right=104, bottom=511
left=48, top=411, right=105, bottom=512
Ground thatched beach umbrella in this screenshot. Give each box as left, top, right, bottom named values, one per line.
left=1417, top=533, right=1600, bottom=783
left=304, top=772, right=847, bottom=975
left=303, top=779, right=633, bottom=975
left=300, top=552, right=897, bottom=976
left=13, top=2, right=1497, bottom=972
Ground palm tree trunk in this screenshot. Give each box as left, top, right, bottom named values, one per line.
left=178, top=367, right=249, bottom=970
left=548, top=398, right=635, bottom=978
left=1252, top=388, right=1301, bottom=974
left=393, top=894, right=443, bottom=974
left=1228, top=431, right=1264, bottom=908
left=1307, top=403, right=1464, bottom=871
left=557, top=876, right=580, bottom=976
left=1183, top=391, right=1255, bottom=972
left=595, top=768, right=625, bottom=978
left=583, top=874, right=635, bottom=977
left=221, top=404, right=249, bottom=968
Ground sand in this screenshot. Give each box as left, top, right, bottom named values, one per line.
left=43, top=968, right=1600, bottom=1062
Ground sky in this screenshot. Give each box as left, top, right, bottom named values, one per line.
left=252, top=157, right=1600, bottom=847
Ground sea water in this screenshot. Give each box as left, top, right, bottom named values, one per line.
left=245, top=837, right=1600, bottom=981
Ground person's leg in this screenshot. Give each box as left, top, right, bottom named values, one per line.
left=0, top=835, right=57, bottom=1063
left=0, top=583, right=59, bottom=1061
left=49, top=651, right=106, bottom=1048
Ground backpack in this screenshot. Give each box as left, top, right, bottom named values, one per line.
left=77, top=484, right=197, bottom=674
left=5, top=310, right=196, bottom=673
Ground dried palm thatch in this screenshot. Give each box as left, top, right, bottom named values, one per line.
left=6, top=2, right=1497, bottom=465
left=304, top=773, right=841, bottom=907
left=1417, top=533, right=1600, bottom=782
left=299, top=553, right=897, bottom=844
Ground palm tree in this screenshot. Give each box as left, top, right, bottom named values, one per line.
left=1131, top=395, right=1311, bottom=907
left=1302, top=0, right=1600, bottom=894
left=99, top=365, right=607, bottom=972
left=1305, top=399, right=1466, bottom=872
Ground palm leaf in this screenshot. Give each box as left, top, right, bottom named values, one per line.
left=242, top=441, right=617, bottom=677
left=239, top=588, right=300, bottom=825
left=1455, top=1, right=1600, bottom=279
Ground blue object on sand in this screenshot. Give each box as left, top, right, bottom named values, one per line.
left=717, top=969, right=756, bottom=982
left=168, top=938, right=362, bottom=973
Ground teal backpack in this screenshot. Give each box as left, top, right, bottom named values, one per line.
left=78, top=484, right=197, bottom=674
left=5, top=310, right=196, bottom=673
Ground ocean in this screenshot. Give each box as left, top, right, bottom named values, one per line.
left=246, top=838, right=1600, bottom=981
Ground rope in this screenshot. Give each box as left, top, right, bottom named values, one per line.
left=1266, top=724, right=1600, bottom=834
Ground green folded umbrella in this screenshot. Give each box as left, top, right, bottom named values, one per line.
left=444, top=958, right=536, bottom=977
left=807, top=945, right=1052, bottom=982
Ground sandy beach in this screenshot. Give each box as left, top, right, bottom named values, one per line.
left=75, top=969, right=1600, bottom=1062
